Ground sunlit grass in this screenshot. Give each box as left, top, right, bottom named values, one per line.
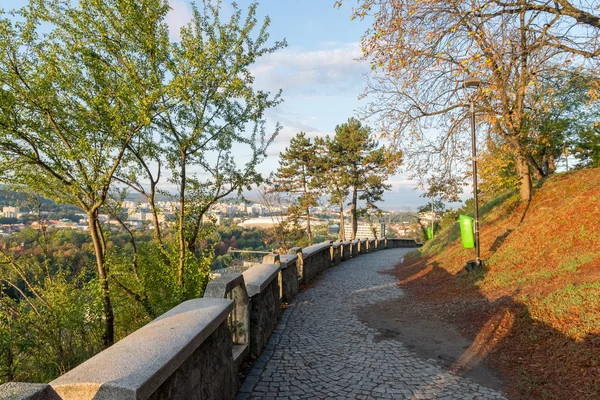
left=528, top=282, right=600, bottom=340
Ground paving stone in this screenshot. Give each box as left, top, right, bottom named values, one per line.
left=239, top=249, right=508, bottom=399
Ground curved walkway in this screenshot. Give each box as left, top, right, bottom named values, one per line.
left=238, top=248, right=507, bottom=400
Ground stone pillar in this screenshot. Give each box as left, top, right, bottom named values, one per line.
left=289, top=247, right=303, bottom=282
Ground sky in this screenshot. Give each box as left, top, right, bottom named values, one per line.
left=2, top=0, right=447, bottom=211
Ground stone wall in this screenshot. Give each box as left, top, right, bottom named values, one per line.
left=386, top=238, right=422, bottom=248
left=341, top=242, right=351, bottom=261
left=351, top=240, right=359, bottom=257
left=148, top=322, right=237, bottom=400
left=279, top=254, right=299, bottom=303
left=359, top=239, right=367, bottom=254
left=301, top=243, right=331, bottom=283
left=11, top=299, right=236, bottom=400
left=331, top=242, right=342, bottom=265
left=368, top=239, right=376, bottom=252
left=243, top=264, right=281, bottom=358
left=1, top=238, right=420, bottom=400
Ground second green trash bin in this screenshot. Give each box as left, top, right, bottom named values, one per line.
left=459, top=215, right=475, bottom=249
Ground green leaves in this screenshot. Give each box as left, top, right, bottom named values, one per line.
left=0, top=0, right=170, bottom=212
left=0, top=0, right=285, bottom=377
left=328, top=117, right=401, bottom=208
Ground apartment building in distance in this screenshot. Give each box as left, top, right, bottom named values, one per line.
left=2, top=206, right=21, bottom=218
left=342, top=222, right=386, bottom=239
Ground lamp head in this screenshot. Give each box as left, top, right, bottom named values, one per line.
left=463, top=76, right=481, bottom=89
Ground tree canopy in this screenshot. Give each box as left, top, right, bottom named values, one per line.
left=336, top=0, right=600, bottom=201
left=0, top=0, right=284, bottom=377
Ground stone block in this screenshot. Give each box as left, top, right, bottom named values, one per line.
left=288, top=247, right=303, bottom=282
left=331, top=242, right=342, bottom=265
left=351, top=240, right=359, bottom=257
left=279, top=255, right=299, bottom=303
left=50, top=299, right=234, bottom=400
left=360, top=239, right=367, bottom=254
left=341, top=242, right=351, bottom=261
left=243, top=264, right=281, bottom=298
left=368, top=239, right=376, bottom=252
left=246, top=274, right=281, bottom=357
left=0, top=383, right=60, bottom=400
left=204, top=273, right=250, bottom=351
left=301, top=243, right=331, bottom=283
left=262, top=253, right=280, bottom=265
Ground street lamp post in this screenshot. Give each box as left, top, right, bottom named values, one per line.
left=464, top=76, right=481, bottom=268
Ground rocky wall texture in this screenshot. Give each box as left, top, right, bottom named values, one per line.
left=302, top=246, right=330, bottom=283
left=331, top=244, right=342, bottom=265
left=386, top=238, right=421, bottom=248
left=280, top=261, right=299, bottom=303
left=341, top=243, right=351, bottom=261
left=249, top=278, right=281, bottom=357
left=148, top=322, right=237, bottom=400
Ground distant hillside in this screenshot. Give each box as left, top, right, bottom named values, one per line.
left=395, top=168, right=600, bottom=399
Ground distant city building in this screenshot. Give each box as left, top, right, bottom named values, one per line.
left=418, top=211, right=439, bottom=224
left=342, top=222, right=386, bottom=239
left=2, top=206, right=20, bottom=218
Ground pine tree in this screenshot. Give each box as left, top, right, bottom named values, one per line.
left=271, top=132, right=318, bottom=242
left=313, top=137, right=349, bottom=241
left=328, top=118, right=402, bottom=240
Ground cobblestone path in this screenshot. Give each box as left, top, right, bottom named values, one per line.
left=238, top=248, right=507, bottom=400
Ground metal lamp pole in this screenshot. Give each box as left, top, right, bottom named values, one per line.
left=464, top=76, right=481, bottom=268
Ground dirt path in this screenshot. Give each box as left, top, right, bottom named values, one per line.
left=357, top=293, right=507, bottom=394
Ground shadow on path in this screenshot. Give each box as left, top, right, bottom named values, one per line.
left=358, top=258, right=600, bottom=400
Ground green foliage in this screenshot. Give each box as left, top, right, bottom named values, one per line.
left=0, top=269, right=103, bottom=383
left=438, top=209, right=459, bottom=231
left=571, top=125, right=600, bottom=169
left=316, top=118, right=402, bottom=239
left=271, top=132, right=319, bottom=241
left=0, top=0, right=284, bottom=382
left=417, top=200, right=446, bottom=214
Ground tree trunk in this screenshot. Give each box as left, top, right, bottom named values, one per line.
left=351, top=186, right=358, bottom=240
left=88, top=210, right=114, bottom=347
left=542, top=150, right=557, bottom=175
left=339, top=197, right=345, bottom=241
left=527, top=154, right=545, bottom=179
left=178, top=152, right=187, bottom=293
left=548, top=154, right=556, bottom=174
left=302, top=166, right=313, bottom=243
left=306, top=207, right=312, bottom=243
left=515, top=153, right=532, bottom=202
left=147, top=182, right=167, bottom=254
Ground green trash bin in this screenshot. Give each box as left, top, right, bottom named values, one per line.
left=427, top=227, right=433, bottom=239
left=459, top=215, right=475, bottom=249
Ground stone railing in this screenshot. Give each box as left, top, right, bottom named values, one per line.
left=1, top=238, right=420, bottom=400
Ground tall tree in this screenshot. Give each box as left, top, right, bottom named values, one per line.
left=0, top=0, right=169, bottom=347
left=271, top=132, right=318, bottom=242
left=116, top=1, right=284, bottom=298
left=328, top=118, right=401, bottom=240
left=313, top=137, right=349, bottom=241
left=525, top=69, right=600, bottom=175
left=337, top=0, right=599, bottom=202
left=478, top=68, right=600, bottom=197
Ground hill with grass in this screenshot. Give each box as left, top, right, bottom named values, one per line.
left=395, top=167, right=600, bottom=399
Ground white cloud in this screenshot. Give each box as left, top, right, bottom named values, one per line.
left=167, top=0, right=192, bottom=40
left=251, top=42, right=369, bottom=96
left=385, top=178, right=416, bottom=189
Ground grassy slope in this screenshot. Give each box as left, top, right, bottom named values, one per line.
left=399, top=168, right=600, bottom=399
